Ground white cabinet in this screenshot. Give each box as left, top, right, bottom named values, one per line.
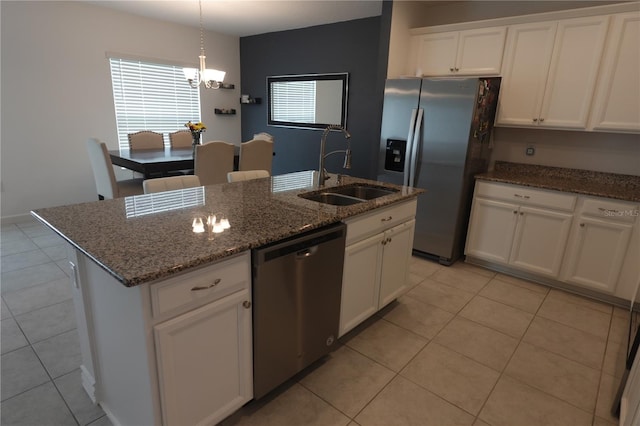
left=411, top=26, right=506, bottom=77
left=152, top=253, right=253, bottom=426
left=589, top=11, right=640, bottom=132
left=465, top=181, right=575, bottom=278
left=154, top=289, right=252, bottom=426
left=562, top=198, right=637, bottom=294
left=496, top=16, right=609, bottom=129
left=65, top=250, right=253, bottom=426
left=339, top=200, right=417, bottom=337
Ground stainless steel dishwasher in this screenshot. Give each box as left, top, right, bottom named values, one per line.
left=252, top=222, right=346, bottom=399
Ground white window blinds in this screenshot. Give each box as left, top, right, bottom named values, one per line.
left=270, top=80, right=316, bottom=124
left=109, top=57, right=201, bottom=149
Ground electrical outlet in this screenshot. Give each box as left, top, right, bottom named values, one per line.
left=526, top=146, right=535, bottom=156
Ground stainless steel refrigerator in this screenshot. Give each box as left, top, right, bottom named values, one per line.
left=377, top=77, right=501, bottom=265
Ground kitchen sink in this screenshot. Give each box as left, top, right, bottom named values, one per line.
left=300, top=192, right=364, bottom=206
left=329, top=184, right=398, bottom=200
left=299, top=184, right=399, bottom=206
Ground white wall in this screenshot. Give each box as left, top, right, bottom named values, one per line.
left=491, top=128, right=640, bottom=176
left=1, top=1, right=241, bottom=220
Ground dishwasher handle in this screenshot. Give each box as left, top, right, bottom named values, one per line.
left=296, top=246, right=318, bottom=259
left=253, top=223, right=346, bottom=265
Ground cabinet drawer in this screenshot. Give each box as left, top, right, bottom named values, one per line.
left=476, top=181, right=576, bottom=211
left=150, top=252, right=250, bottom=318
left=581, top=198, right=638, bottom=223
left=344, top=199, right=417, bottom=245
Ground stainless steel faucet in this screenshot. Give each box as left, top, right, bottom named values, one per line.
left=318, top=125, right=352, bottom=186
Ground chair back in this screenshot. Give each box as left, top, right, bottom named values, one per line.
left=128, top=131, right=164, bottom=150
left=253, top=132, right=274, bottom=142
left=239, top=139, right=273, bottom=174
left=195, top=141, right=235, bottom=185
left=143, top=175, right=201, bottom=194
left=86, top=138, right=119, bottom=199
left=227, top=170, right=270, bottom=183
left=168, top=130, right=192, bottom=149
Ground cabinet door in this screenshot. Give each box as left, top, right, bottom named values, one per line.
left=154, top=289, right=252, bottom=426
left=379, top=220, right=416, bottom=308
left=339, top=233, right=383, bottom=337
left=509, top=206, right=573, bottom=277
left=589, top=11, right=640, bottom=132
left=465, top=198, right=519, bottom=263
left=562, top=217, right=633, bottom=293
left=416, top=32, right=459, bottom=76
left=539, top=16, right=609, bottom=129
left=496, top=21, right=557, bottom=126
left=455, top=26, right=506, bottom=76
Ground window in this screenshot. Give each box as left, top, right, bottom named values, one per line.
left=109, top=57, right=201, bottom=149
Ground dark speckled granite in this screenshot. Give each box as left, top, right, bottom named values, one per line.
left=476, top=162, right=640, bottom=202
left=32, top=171, right=423, bottom=287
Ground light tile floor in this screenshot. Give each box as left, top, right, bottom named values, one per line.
left=1, top=218, right=629, bottom=426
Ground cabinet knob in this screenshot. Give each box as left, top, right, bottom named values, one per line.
left=532, top=118, right=538, bottom=122
left=519, top=212, right=524, bottom=216
left=243, top=301, right=251, bottom=309
left=381, top=216, right=392, bottom=222
left=539, top=118, right=545, bottom=122
left=580, top=223, right=585, bottom=227
left=454, top=68, right=459, bottom=72
left=449, top=67, right=455, bottom=72
left=513, top=210, right=518, bottom=214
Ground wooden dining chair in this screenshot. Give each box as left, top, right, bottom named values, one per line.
left=168, top=130, right=193, bottom=149
left=227, top=170, right=270, bottom=183
left=143, top=175, right=201, bottom=194
left=127, top=131, right=164, bottom=151
left=239, top=139, right=274, bottom=175
left=86, top=138, right=144, bottom=200
left=194, top=141, right=235, bottom=185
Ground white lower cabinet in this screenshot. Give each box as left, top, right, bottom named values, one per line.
left=562, top=199, right=636, bottom=294
left=466, top=181, right=639, bottom=302
left=465, top=182, right=574, bottom=277
left=154, top=288, right=252, bottom=426
left=66, top=250, right=253, bottom=426
left=339, top=200, right=417, bottom=337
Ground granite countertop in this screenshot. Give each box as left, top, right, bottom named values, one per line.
left=476, top=161, right=640, bottom=203
left=32, top=171, right=423, bottom=287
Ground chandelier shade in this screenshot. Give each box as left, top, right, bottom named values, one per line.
left=184, top=0, right=225, bottom=89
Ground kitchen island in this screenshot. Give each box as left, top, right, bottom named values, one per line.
left=31, top=171, right=423, bottom=426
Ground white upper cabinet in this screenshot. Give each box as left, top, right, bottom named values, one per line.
left=589, top=11, right=640, bottom=133
left=496, top=16, right=610, bottom=129
left=411, top=26, right=506, bottom=76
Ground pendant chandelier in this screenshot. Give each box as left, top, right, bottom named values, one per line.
left=183, top=0, right=225, bottom=89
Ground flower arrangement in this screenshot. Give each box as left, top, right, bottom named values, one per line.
left=185, top=121, right=206, bottom=146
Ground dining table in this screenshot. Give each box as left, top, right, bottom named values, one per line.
left=109, top=146, right=240, bottom=179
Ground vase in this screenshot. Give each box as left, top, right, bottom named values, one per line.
left=191, top=132, right=201, bottom=157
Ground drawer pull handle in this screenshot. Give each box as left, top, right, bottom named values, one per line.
left=191, top=278, right=221, bottom=291
left=242, top=301, right=251, bottom=309
left=381, top=216, right=392, bottom=222
left=514, top=194, right=530, bottom=199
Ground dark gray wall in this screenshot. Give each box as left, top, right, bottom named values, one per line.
left=240, top=15, right=389, bottom=179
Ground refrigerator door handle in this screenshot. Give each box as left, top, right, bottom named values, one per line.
left=403, top=109, right=418, bottom=187
left=408, top=108, right=424, bottom=187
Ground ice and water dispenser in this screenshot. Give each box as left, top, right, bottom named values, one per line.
left=384, top=139, right=406, bottom=172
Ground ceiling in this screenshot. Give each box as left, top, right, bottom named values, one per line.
left=88, top=0, right=384, bottom=37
